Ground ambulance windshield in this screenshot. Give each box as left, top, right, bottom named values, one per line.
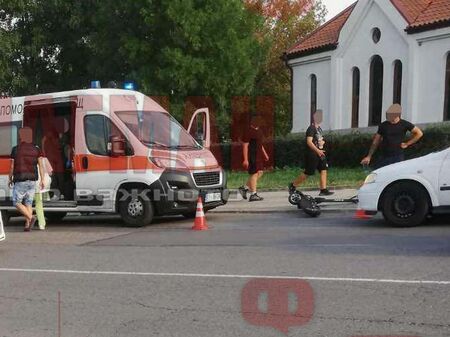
left=115, top=110, right=201, bottom=150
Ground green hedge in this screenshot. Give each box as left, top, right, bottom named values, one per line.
left=220, top=123, right=450, bottom=170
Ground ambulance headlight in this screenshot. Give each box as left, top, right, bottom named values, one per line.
left=364, top=173, right=377, bottom=185
left=150, top=157, right=186, bottom=169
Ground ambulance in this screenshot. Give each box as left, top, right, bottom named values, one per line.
left=0, top=89, right=228, bottom=226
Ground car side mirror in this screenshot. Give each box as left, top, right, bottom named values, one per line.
left=109, top=136, right=126, bottom=157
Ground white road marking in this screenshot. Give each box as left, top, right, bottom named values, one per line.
left=0, top=268, right=449, bottom=285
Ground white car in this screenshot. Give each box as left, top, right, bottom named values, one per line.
left=358, top=147, right=450, bottom=227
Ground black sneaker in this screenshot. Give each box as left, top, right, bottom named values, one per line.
left=249, top=193, right=264, bottom=202
left=288, top=182, right=296, bottom=194
left=319, top=189, right=334, bottom=196
left=238, top=186, right=249, bottom=200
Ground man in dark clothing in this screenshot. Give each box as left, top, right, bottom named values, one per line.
left=239, top=115, right=269, bottom=202
left=361, top=104, right=423, bottom=168
left=288, top=109, right=334, bottom=196
left=8, top=127, right=45, bottom=231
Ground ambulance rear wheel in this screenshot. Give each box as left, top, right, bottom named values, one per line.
left=119, top=189, right=154, bottom=227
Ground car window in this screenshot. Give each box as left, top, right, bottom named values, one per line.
left=84, top=115, right=132, bottom=156
left=0, top=122, right=21, bottom=157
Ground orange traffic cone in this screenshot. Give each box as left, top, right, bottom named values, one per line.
left=192, top=197, right=209, bottom=230
left=354, top=209, right=372, bottom=220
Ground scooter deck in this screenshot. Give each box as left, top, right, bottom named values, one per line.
left=314, top=196, right=359, bottom=204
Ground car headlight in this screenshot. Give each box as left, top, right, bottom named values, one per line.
left=150, top=157, right=187, bottom=169
left=364, top=173, right=377, bottom=185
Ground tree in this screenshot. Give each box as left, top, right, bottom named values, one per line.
left=0, top=0, right=325, bottom=137
left=0, top=0, right=266, bottom=120
left=122, top=0, right=267, bottom=127
left=245, top=0, right=327, bottom=135
left=0, top=0, right=95, bottom=95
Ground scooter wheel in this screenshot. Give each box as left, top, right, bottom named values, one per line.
left=288, top=192, right=301, bottom=205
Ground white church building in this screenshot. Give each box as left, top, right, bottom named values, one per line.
left=285, top=0, right=450, bottom=132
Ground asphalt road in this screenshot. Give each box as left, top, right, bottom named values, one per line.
left=0, top=211, right=449, bottom=337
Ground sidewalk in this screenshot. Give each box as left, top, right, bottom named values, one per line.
left=211, top=188, right=359, bottom=214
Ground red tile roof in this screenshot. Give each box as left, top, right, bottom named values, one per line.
left=286, top=0, right=450, bottom=59
left=286, top=3, right=356, bottom=58
left=406, top=0, right=450, bottom=32
left=390, top=0, right=431, bottom=24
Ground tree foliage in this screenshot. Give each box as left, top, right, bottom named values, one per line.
left=0, top=0, right=326, bottom=135
left=245, top=0, right=327, bottom=135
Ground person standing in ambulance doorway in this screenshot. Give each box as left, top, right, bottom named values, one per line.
left=8, top=127, right=45, bottom=231
left=239, top=115, right=270, bottom=202
left=288, top=109, right=334, bottom=196
left=361, top=104, right=423, bottom=168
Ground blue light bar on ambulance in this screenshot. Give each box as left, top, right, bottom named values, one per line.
left=90, top=80, right=101, bottom=89
left=123, top=81, right=136, bottom=90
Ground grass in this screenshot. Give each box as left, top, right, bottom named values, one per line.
left=226, top=167, right=369, bottom=190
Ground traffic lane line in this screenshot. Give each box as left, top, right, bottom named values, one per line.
left=0, top=268, right=449, bottom=285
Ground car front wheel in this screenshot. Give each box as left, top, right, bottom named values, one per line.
left=381, top=182, right=429, bottom=227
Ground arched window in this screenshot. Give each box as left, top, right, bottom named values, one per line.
left=393, top=60, right=403, bottom=105
left=351, top=67, right=360, bottom=128
left=445, top=53, right=450, bottom=121
left=310, top=74, right=317, bottom=124
left=369, top=55, right=384, bottom=126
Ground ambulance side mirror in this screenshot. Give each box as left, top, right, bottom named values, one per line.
left=109, top=136, right=126, bottom=157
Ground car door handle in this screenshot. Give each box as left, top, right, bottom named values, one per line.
left=82, top=156, right=89, bottom=170
left=440, top=186, right=450, bottom=191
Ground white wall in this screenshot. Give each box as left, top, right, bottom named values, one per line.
left=337, top=0, right=410, bottom=129
left=290, top=54, right=332, bottom=132
left=289, top=0, right=450, bottom=132
left=410, top=27, right=450, bottom=124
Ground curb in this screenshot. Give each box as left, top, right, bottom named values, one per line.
left=228, top=186, right=360, bottom=193
left=211, top=207, right=358, bottom=214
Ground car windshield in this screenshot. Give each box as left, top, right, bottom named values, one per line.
left=115, top=110, right=201, bottom=150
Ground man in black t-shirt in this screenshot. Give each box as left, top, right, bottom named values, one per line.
left=289, top=110, right=334, bottom=196
left=361, top=104, right=423, bottom=168
left=239, top=115, right=269, bottom=202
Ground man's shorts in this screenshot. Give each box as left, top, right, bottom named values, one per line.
left=304, top=153, right=328, bottom=176
left=13, top=180, right=36, bottom=206
left=248, top=158, right=264, bottom=175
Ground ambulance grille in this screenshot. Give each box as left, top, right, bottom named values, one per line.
left=193, top=171, right=221, bottom=187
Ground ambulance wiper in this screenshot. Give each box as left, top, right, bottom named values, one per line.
left=170, top=145, right=202, bottom=150
left=143, top=141, right=171, bottom=148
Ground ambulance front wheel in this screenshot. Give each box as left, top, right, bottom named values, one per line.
left=119, top=190, right=154, bottom=227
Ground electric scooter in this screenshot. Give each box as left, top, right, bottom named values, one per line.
left=289, top=190, right=359, bottom=217
left=288, top=161, right=369, bottom=217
